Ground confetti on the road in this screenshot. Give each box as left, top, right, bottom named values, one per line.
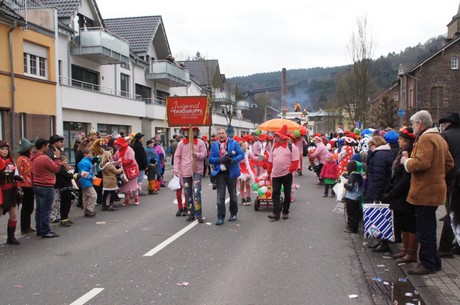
left=405, top=292, right=413, bottom=297
left=382, top=256, right=391, bottom=259
left=15, top=285, right=23, bottom=288
left=348, top=294, right=358, bottom=299
left=206, top=222, right=212, bottom=225
left=377, top=264, right=386, bottom=268
left=372, top=277, right=382, bottom=281
left=96, top=222, right=106, bottom=224
left=399, top=278, right=407, bottom=282
left=177, top=282, right=190, bottom=286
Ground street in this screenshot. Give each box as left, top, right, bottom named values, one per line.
left=1, top=169, right=378, bottom=305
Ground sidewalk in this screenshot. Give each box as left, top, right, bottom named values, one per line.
left=351, top=205, right=460, bottom=305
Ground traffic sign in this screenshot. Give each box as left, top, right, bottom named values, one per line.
left=397, top=109, right=406, bottom=117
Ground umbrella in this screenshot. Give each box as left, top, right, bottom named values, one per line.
left=258, top=118, right=302, bottom=132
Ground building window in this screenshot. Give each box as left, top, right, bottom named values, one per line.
left=23, top=53, right=47, bottom=79
left=121, top=74, right=129, bottom=97
left=136, top=83, right=152, bottom=103
left=156, top=90, right=170, bottom=105
left=71, top=65, right=99, bottom=90
left=451, top=57, right=458, bottom=70
left=23, top=41, right=48, bottom=79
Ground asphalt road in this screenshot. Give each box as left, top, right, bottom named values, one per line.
left=0, top=169, right=373, bottom=305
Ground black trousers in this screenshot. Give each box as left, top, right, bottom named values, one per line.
left=60, top=189, right=72, bottom=220
left=20, top=187, right=34, bottom=231
left=345, top=198, right=361, bottom=232
left=272, top=173, right=293, bottom=215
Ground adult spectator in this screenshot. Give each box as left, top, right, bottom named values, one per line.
left=16, top=138, right=35, bottom=234
left=365, top=135, right=395, bottom=253
left=437, top=113, right=460, bottom=257
left=266, top=125, right=300, bottom=220
left=209, top=128, right=244, bottom=225
left=130, top=132, right=148, bottom=196
left=169, top=135, right=179, bottom=166
left=153, top=134, right=166, bottom=186
left=31, top=139, right=63, bottom=238
left=401, top=110, right=454, bottom=275
left=113, top=137, right=140, bottom=205
left=382, top=127, right=417, bottom=263
left=174, top=127, right=207, bottom=223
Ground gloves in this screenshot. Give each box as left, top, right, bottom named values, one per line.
left=13, top=175, right=23, bottom=182
left=217, top=156, right=230, bottom=164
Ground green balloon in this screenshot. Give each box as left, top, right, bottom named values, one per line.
left=258, top=189, right=265, bottom=196
left=252, top=183, right=260, bottom=191
left=281, top=185, right=284, bottom=192
left=293, top=129, right=301, bottom=137
left=255, top=129, right=262, bottom=136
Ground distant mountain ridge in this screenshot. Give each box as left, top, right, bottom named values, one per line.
left=229, top=35, right=446, bottom=111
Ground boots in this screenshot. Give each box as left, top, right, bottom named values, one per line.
left=176, top=208, right=183, bottom=217
left=122, top=192, right=130, bottom=206
left=7, top=222, right=20, bottom=245
left=393, top=231, right=408, bottom=259
left=396, top=232, right=418, bottom=263
left=268, top=213, right=280, bottom=221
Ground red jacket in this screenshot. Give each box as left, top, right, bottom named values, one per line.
left=31, top=151, right=62, bottom=187
left=320, top=160, right=339, bottom=180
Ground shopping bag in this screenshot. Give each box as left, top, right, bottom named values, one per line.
left=333, top=177, right=346, bottom=202
left=363, top=203, right=394, bottom=242
left=167, top=175, right=181, bottom=191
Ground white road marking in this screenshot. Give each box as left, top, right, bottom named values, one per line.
left=70, top=288, right=104, bottom=305
left=143, top=220, right=199, bottom=256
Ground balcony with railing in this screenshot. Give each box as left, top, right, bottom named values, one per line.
left=212, top=90, right=235, bottom=105
left=70, top=27, right=129, bottom=65
left=145, top=60, right=190, bottom=87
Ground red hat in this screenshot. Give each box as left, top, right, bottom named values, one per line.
left=181, top=126, right=200, bottom=131
left=258, top=134, right=268, bottom=141
left=267, top=135, right=274, bottom=141
left=114, top=137, right=128, bottom=147
left=348, top=132, right=357, bottom=139
left=233, top=135, right=243, bottom=142
left=202, top=135, right=208, bottom=141
left=274, top=125, right=289, bottom=140
left=243, top=134, right=255, bottom=143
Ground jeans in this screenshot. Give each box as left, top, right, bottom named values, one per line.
left=415, top=205, right=441, bottom=270
left=216, top=172, right=238, bottom=219
left=183, top=173, right=203, bottom=218
left=33, top=186, right=55, bottom=235
left=272, top=173, right=293, bottom=214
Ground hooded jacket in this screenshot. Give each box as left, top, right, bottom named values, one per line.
left=365, top=143, right=394, bottom=202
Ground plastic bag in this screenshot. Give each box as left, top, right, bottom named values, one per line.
left=167, top=175, right=181, bottom=191
left=333, top=177, right=346, bottom=201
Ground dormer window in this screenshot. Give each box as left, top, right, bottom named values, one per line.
left=451, top=57, right=458, bottom=70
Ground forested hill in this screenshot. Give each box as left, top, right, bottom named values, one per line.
left=229, top=35, right=446, bottom=111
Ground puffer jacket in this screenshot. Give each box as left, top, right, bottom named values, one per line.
left=209, top=138, right=244, bottom=179
left=320, top=160, right=339, bottom=180
left=78, top=156, right=95, bottom=189
left=365, top=143, right=394, bottom=202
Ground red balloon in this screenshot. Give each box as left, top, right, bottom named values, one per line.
left=255, top=177, right=260, bottom=182
left=265, top=191, right=272, bottom=198
left=300, top=128, right=307, bottom=136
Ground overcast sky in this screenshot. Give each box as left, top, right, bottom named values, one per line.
left=97, top=0, right=459, bottom=78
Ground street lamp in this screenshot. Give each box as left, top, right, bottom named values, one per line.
left=398, top=64, right=405, bottom=127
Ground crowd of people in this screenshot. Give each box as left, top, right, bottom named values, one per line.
left=307, top=110, right=459, bottom=276
left=2, top=109, right=460, bottom=277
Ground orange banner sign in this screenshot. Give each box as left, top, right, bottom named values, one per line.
left=166, top=96, right=212, bottom=127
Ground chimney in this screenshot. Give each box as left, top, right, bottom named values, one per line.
left=281, top=68, right=287, bottom=110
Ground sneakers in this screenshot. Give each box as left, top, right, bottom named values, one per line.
left=84, top=210, right=96, bottom=218
left=323, top=194, right=328, bottom=198
left=215, top=218, right=224, bottom=225
left=268, top=213, right=280, bottom=221
left=176, top=209, right=183, bottom=217
left=197, top=217, right=204, bottom=223
left=239, top=198, right=245, bottom=205
left=282, top=213, right=289, bottom=220
left=228, top=215, right=237, bottom=222
left=181, top=209, right=188, bottom=216
left=60, top=220, right=71, bottom=227
left=186, top=215, right=196, bottom=222
left=42, top=232, right=59, bottom=238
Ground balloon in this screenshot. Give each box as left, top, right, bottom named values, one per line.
left=265, top=191, right=272, bottom=198
left=260, top=186, right=268, bottom=194
left=255, top=129, right=262, bottom=136
left=281, top=185, right=284, bottom=192
left=258, top=180, right=266, bottom=186
left=293, top=129, right=301, bottom=138
left=300, top=128, right=307, bottom=136
left=333, top=153, right=339, bottom=160
left=255, top=177, right=260, bottom=183
left=258, top=189, right=265, bottom=196
left=252, top=183, right=260, bottom=191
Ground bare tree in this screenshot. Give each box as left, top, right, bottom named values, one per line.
left=338, top=16, right=374, bottom=127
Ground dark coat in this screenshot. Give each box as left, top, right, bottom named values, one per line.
left=441, top=124, right=460, bottom=190
left=383, top=148, right=412, bottom=211
left=131, top=141, right=148, bottom=171
left=365, top=144, right=394, bottom=202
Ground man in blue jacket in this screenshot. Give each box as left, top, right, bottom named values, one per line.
left=209, top=128, right=244, bottom=225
